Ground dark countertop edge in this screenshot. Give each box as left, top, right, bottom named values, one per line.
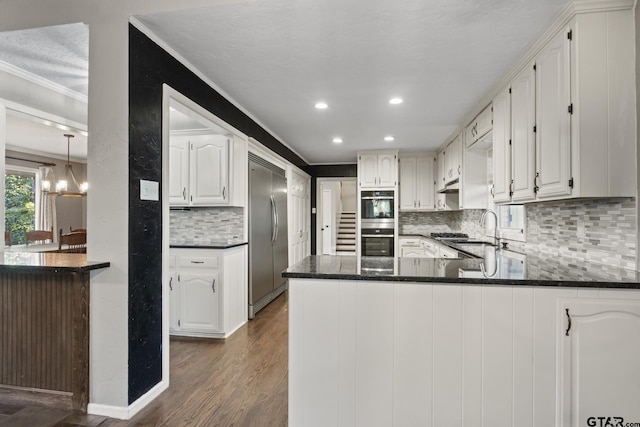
left=170, top=242, right=248, bottom=250
left=0, top=261, right=111, bottom=273
left=282, top=272, right=640, bottom=290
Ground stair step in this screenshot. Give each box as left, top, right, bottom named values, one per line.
left=337, top=245, right=356, bottom=251
left=336, top=251, right=356, bottom=256
left=337, top=239, right=355, bottom=245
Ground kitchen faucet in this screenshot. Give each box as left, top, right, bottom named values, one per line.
left=480, top=210, right=499, bottom=246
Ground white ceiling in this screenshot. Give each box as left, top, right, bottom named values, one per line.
left=0, top=1, right=568, bottom=164
left=136, top=0, right=567, bottom=164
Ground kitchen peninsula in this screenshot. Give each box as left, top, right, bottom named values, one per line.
left=0, top=252, right=110, bottom=412
left=284, top=253, right=640, bottom=427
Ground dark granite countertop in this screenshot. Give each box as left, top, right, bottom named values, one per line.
left=0, top=252, right=110, bottom=273
left=170, top=241, right=248, bottom=250
left=283, top=253, right=640, bottom=289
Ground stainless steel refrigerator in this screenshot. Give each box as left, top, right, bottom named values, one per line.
left=248, top=153, right=288, bottom=319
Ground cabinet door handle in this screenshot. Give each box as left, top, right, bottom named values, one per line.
left=491, top=184, right=495, bottom=197
left=418, top=200, right=420, bottom=207
left=222, top=186, right=226, bottom=199
left=212, top=279, right=216, bottom=293
left=565, top=308, right=572, bottom=336
left=509, top=179, right=514, bottom=196
left=190, top=261, right=204, bottom=264
left=182, top=188, right=186, bottom=200
left=534, top=172, right=540, bottom=193
left=458, top=165, right=461, bottom=175
left=169, top=277, right=173, bottom=291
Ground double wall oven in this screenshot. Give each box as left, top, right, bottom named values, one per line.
left=360, top=190, right=395, bottom=257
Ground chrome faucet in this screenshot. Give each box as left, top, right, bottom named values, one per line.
left=480, top=210, right=499, bottom=246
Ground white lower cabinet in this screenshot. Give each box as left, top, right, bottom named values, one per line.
left=559, top=298, right=640, bottom=427
left=289, top=279, right=640, bottom=426
left=169, top=246, right=247, bottom=338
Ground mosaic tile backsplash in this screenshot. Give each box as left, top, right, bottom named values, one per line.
left=400, top=198, right=637, bottom=270
left=170, top=207, right=244, bottom=245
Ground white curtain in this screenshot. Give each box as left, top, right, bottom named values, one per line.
left=38, top=165, right=57, bottom=242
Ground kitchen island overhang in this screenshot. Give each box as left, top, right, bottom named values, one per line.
left=0, top=252, right=110, bottom=412
left=285, top=255, right=640, bottom=427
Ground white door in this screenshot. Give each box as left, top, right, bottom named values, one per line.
left=536, top=28, right=572, bottom=199
left=377, top=153, right=397, bottom=187
left=416, top=157, right=435, bottom=210
left=321, top=188, right=333, bottom=255
left=358, top=154, right=378, bottom=187
left=492, top=86, right=512, bottom=203
left=169, top=270, right=180, bottom=331
left=168, top=137, right=189, bottom=205
left=560, top=299, right=640, bottom=427
left=179, top=271, right=220, bottom=333
left=510, top=63, right=537, bottom=202
left=190, top=135, right=229, bottom=206
left=399, top=158, right=416, bottom=210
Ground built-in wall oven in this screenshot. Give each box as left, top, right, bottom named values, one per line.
left=360, top=190, right=395, bottom=257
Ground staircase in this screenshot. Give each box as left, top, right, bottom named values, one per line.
left=336, top=211, right=357, bottom=256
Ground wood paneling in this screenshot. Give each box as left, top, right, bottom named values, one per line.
left=0, top=270, right=89, bottom=411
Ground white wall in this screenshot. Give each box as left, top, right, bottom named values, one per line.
left=341, top=180, right=357, bottom=212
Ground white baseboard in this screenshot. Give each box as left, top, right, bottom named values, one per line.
left=87, top=379, right=168, bottom=420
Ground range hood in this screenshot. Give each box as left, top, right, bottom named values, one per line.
left=438, top=179, right=459, bottom=193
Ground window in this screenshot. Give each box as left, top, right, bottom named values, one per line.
left=498, top=204, right=526, bottom=242
left=5, top=166, right=39, bottom=245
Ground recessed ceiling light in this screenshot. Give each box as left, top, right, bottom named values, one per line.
left=315, top=102, right=328, bottom=110
left=333, top=137, right=343, bottom=144
left=389, top=97, right=403, bottom=105
left=384, top=136, right=395, bottom=142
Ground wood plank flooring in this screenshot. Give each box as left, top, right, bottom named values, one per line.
left=0, top=291, right=289, bottom=426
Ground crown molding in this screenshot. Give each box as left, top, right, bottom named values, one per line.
left=438, top=0, right=635, bottom=150
left=0, top=59, right=88, bottom=104
left=129, top=16, right=309, bottom=165
left=5, top=144, right=87, bottom=164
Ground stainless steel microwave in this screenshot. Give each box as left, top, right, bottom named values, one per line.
left=360, top=190, right=394, bottom=228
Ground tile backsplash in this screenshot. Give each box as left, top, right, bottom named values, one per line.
left=170, top=207, right=244, bottom=245
left=400, top=197, right=637, bottom=270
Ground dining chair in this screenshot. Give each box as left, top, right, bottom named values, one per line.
left=58, top=229, right=87, bottom=253
left=69, top=227, right=87, bottom=233
left=25, top=227, right=54, bottom=245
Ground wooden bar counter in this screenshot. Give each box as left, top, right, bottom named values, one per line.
left=0, top=252, right=109, bottom=412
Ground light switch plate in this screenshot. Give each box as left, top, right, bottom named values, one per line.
left=140, top=179, right=159, bottom=201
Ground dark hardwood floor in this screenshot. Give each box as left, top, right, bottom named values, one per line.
left=0, top=291, right=289, bottom=426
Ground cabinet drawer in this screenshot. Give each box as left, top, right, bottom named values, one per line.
left=179, top=256, right=220, bottom=269
left=439, top=247, right=458, bottom=259
left=400, top=238, right=421, bottom=247
left=423, top=240, right=437, bottom=252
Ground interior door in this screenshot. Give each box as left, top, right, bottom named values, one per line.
left=321, top=188, right=333, bottom=254
left=249, top=162, right=274, bottom=305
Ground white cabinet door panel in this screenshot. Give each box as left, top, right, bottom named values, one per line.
left=416, top=157, right=435, bottom=210
left=513, top=287, right=535, bottom=427
left=169, top=138, right=189, bottom=205
left=377, top=153, right=397, bottom=187
left=511, top=64, right=537, bottom=202
left=492, top=86, right=512, bottom=203
left=179, top=272, right=220, bottom=332
left=359, top=154, right=378, bottom=187
left=190, top=137, right=229, bottom=205
left=536, top=29, right=571, bottom=199
left=399, top=158, right=416, bottom=210
left=169, top=271, right=180, bottom=331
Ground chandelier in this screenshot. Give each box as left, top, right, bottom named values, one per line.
left=42, top=134, right=88, bottom=197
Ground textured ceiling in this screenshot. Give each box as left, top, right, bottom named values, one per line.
left=0, top=22, right=89, bottom=97
left=0, top=2, right=568, bottom=164
left=137, top=0, right=567, bottom=164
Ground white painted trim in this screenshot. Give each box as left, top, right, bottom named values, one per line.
left=0, top=59, right=88, bottom=103
left=87, top=380, right=169, bottom=420
left=129, top=17, right=309, bottom=165
left=5, top=144, right=87, bottom=164
left=437, top=0, right=635, bottom=150
left=306, top=161, right=357, bottom=166
left=1, top=98, right=88, bottom=133
left=248, top=137, right=288, bottom=170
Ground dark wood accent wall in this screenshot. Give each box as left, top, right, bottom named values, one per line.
left=128, top=24, right=309, bottom=403
left=0, top=270, right=89, bottom=411
left=306, top=164, right=358, bottom=254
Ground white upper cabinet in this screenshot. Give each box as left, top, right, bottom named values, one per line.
left=490, top=6, right=635, bottom=204
left=169, top=133, right=230, bottom=207
left=535, top=28, right=571, bottom=199
left=465, top=104, right=493, bottom=149
left=190, top=136, right=229, bottom=205
left=446, top=134, right=462, bottom=183
left=169, top=137, right=190, bottom=205
left=492, top=86, right=512, bottom=204
left=510, top=63, right=537, bottom=202
left=399, top=156, right=435, bottom=211
left=358, top=151, right=398, bottom=189
left=436, top=149, right=446, bottom=191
